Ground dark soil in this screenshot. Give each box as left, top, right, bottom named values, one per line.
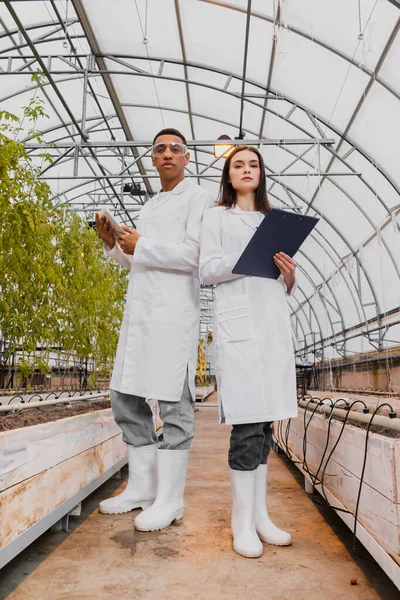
left=328, top=413, right=400, bottom=438
left=350, top=419, right=400, bottom=438
left=0, top=399, right=111, bottom=432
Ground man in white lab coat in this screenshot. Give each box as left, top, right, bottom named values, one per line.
left=95, top=129, right=214, bottom=532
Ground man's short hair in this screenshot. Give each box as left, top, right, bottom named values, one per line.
left=152, top=128, right=187, bottom=146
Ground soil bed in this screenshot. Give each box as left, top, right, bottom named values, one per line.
left=330, top=413, right=400, bottom=438
left=0, top=399, right=111, bottom=432
left=301, top=406, right=400, bottom=439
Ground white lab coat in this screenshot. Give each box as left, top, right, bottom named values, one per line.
left=107, top=179, right=214, bottom=402
left=199, top=205, right=298, bottom=425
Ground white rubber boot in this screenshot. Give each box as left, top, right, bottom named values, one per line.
left=99, top=444, right=157, bottom=514
left=231, top=469, right=263, bottom=558
left=255, top=464, right=292, bottom=546
left=134, top=449, right=189, bottom=531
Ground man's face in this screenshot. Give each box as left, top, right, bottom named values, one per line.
left=151, top=134, right=190, bottom=178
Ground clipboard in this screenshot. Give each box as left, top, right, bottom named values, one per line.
left=232, top=208, right=319, bottom=279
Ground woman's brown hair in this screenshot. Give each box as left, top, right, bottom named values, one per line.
left=217, top=146, right=271, bottom=214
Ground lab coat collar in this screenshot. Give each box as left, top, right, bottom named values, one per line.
left=168, top=178, right=191, bottom=195
left=150, top=178, right=190, bottom=212
left=230, top=203, right=261, bottom=230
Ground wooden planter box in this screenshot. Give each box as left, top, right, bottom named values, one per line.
left=0, top=409, right=127, bottom=569
left=274, top=408, right=400, bottom=590
left=195, top=384, right=215, bottom=402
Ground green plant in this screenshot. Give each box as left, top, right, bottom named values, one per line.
left=0, top=74, right=127, bottom=385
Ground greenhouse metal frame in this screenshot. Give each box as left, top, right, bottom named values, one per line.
left=1, top=0, right=400, bottom=368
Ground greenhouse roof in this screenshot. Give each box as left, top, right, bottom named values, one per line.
left=1, top=0, right=400, bottom=360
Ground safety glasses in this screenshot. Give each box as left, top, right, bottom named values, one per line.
left=151, top=142, right=188, bottom=157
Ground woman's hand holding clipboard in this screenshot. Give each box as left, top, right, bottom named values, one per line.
left=232, top=208, right=319, bottom=279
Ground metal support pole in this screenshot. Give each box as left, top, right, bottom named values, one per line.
left=120, top=147, right=126, bottom=208
left=25, top=138, right=336, bottom=149
left=81, top=58, right=90, bottom=137
left=73, top=145, right=79, bottom=177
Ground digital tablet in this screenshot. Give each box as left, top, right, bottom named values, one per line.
left=98, top=207, right=126, bottom=235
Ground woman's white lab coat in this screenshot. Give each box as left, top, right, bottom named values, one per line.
left=199, top=205, right=298, bottom=425
left=107, top=179, right=214, bottom=402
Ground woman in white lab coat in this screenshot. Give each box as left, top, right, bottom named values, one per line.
left=200, top=146, right=298, bottom=559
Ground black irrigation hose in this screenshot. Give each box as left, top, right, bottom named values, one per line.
left=276, top=415, right=293, bottom=460
left=308, top=398, right=352, bottom=494
left=319, top=400, right=368, bottom=506
left=284, top=417, right=303, bottom=465
left=279, top=390, right=309, bottom=453
left=2, top=387, right=105, bottom=406
left=287, top=395, right=397, bottom=550
left=275, top=394, right=315, bottom=465
left=276, top=417, right=284, bottom=451
left=27, top=394, right=44, bottom=403
left=302, top=397, right=331, bottom=481
left=5, top=395, right=24, bottom=406
left=275, top=394, right=318, bottom=464
left=302, top=397, right=358, bottom=515
left=352, top=402, right=395, bottom=550
left=284, top=417, right=292, bottom=455
left=1, top=387, right=107, bottom=410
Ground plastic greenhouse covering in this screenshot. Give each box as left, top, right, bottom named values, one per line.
left=1, top=0, right=400, bottom=365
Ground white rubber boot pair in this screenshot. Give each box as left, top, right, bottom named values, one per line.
left=99, top=444, right=157, bottom=514
left=231, top=464, right=292, bottom=558
left=99, top=446, right=190, bottom=531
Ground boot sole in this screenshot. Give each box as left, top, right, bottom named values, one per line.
left=134, top=510, right=184, bottom=532
left=233, top=544, right=263, bottom=558
left=99, top=500, right=154, bottom=515
left=258, top=536, right=292, bottom=546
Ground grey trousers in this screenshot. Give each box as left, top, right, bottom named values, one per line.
left=228, top=421, right=273, bottom=471
left=110, top=373, right=195, bottom=450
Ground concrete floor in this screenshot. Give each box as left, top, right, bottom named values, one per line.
left=1, top=406, right=399, bottom=600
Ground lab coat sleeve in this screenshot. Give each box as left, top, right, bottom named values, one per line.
left=199, top=208, right=244, bottom=285
left=279, top=272, right=298, bottom=296
left=131, top=191, right=214, bottom=272
left=104, top=241, right=133, bottom=270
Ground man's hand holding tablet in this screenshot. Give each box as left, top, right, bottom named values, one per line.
left=96, top=208, right=141, bottom=255
left=95, top=208, right=118, bottom=249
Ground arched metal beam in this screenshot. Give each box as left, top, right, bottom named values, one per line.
left=198, top=0, right=400, bottom=103
left=270, top=191, right=365, bottom=327
left=290, top=284, right=325, bottom=357
left=3, top=1, right=135, bottom=223
left=0, top=19, right=121, bottom=214
left=40, top=125, right=383, bottom=337
left=8, top=62, right=397, bottom=224
left=60, top=162, right=367, bottom=354
left=278, top=180, right=383, bottom=331
left=3, top=52, right=399, bottom=201
left=29, top=101, right=395, bottom=280
left=46, top=148, right=349, bottom=344
left=22, top=92, right=392, bottom=229
left=69, top=0, right=154, bottom=196
left=29, top=105, right=392, bottom=328
left=305, top=15, right=400, bottom=216
left=2, top=49, right=395, bottom=345
left=3, top=1, right=400, bottom=104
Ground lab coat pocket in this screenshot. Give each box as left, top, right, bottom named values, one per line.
left=137, top=212, right=186, bottom=244
left=217, top=295, right=252, bottom=343
left=152, top=272, right=194, bottom=329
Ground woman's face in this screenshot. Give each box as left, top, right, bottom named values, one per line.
left=228, top=149, right=261, bottom=194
